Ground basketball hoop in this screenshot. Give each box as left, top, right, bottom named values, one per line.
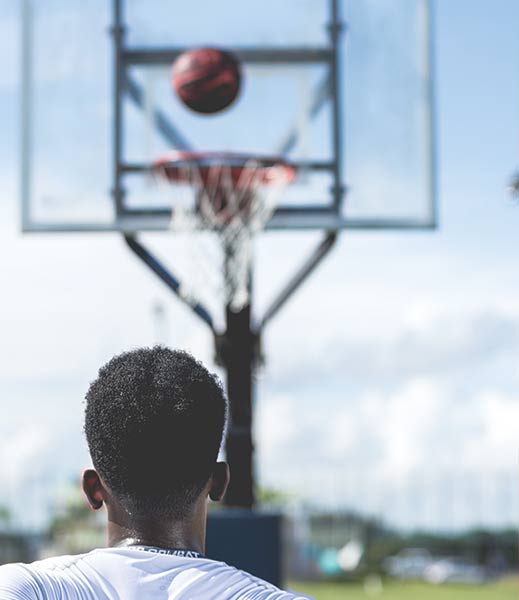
left=153, top=151, right=297, bottom=310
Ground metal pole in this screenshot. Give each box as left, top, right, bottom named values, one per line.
left=124, top=73, right=193, bottom=151
left=329, top=0, right=345, bottom=212
left=424, top=0, right=438, bottom=227
left=20, top=0, right=33, bottom=231
left=124, top=235, right=216, bottom=332
left=112, top=0, right=125, bottom=216
left=259, top=231, right=337, bottom=330
left=219, top=250, right=257, bottom=508
left=22, top=215, right=437, bottom=234
left=221, top=302, right=257, bottom=508
left=123, top=47, right=333, bottom=65
left=276, top=73, right=331, bottom=156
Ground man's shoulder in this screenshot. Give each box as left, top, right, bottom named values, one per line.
left=0, top=553, right=91, bottom=599
left=211, top=562, right=311, bottom=599
left=0, top=562, right=43, bottom=599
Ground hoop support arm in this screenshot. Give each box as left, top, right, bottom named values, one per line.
left=258, top=230, right=337, bottom=331
left=276, top=73, right=331, bottom=156
left=124, top=73, right=192, bottom=151
left=124, top=235, right=216, bottom=333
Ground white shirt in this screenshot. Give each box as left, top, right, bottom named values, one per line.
left=0, top=546, right=310, bottom=599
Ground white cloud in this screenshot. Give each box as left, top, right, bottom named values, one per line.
left=255, top=393, right=300, bottom=461
left=0, top=426, right=52, bottom=493
left=264, top=308, right=519, bottom=385
left=256, top=377, right=519, bottom=528
left=468, top=390, right=519, bottom=470
left=368, top=379, right=443, bottom=478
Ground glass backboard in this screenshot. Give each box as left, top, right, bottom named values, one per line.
left=20, top=0, right=436, bottom=233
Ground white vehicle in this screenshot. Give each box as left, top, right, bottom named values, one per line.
left=424, top=557, right=488, bottom=585
left=382, top=548, right=434, bottom=580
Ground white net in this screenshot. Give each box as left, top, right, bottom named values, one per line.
left=154, top=154, right=295, bottom=311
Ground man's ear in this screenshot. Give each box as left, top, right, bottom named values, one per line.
left=81, top=469, right=106, bottom=511
left=209, top=462, right=230, bottom=502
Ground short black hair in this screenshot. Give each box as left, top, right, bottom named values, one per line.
left=84, top=346, right=227, bottom=519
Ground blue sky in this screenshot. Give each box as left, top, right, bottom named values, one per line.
left=0, top=0, right=518, bottom=531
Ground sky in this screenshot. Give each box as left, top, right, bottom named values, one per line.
left=0, top=0, right=518, bottom=531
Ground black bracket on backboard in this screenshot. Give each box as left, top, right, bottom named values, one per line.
left=124, top=235, right=216, bottom=333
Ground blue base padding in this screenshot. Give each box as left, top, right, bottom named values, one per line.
left=206, top=510, right=282, bottom=587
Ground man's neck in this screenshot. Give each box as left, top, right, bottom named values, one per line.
left=105, top=499, right=207, bottom=555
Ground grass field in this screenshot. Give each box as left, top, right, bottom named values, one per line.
left=289, top=578, right=518, bottom=599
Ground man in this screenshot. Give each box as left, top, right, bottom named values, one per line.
left=0, top=347, right=309, bottom=599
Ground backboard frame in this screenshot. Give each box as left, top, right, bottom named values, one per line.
left=20, top=0, right=437, bottom=234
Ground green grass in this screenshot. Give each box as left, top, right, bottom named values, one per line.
left=289, top=578, right=518, bottom=600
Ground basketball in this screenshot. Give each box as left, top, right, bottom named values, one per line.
left=172, top=48, right=242, bottom=115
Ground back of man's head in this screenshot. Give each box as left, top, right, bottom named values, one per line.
left=84, top=347, right=227, bottom=519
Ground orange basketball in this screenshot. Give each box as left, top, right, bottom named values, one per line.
left=172, top=48, right=242, bottom=115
